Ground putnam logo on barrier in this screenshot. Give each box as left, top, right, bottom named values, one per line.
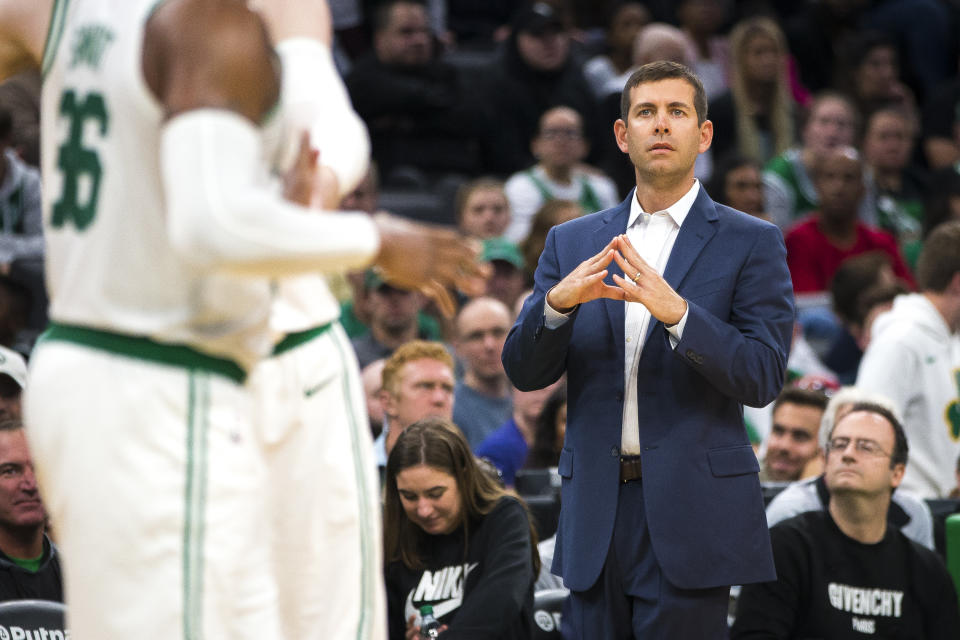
left=0, top=626, right=70, bottom=640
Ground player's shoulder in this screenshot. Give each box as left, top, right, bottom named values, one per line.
left=144, top=0, right=278, bottom=121
left=146, top=0, right=267, bottom=57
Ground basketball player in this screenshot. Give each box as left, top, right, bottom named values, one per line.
left=0, top=1, right=486, bottom=638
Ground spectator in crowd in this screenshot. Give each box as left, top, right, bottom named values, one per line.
left=0, top=345, right=24, bottom=423
left=734, top=403, right=960, bottom=638
left=766, top=387, right=934, bottom=550
left=376, top=340, right=456, bottom=465
left=484, top=1, right=601, bottom=175
left=842, top=31, right=917, bottom=126
left=921, top=74, right=960, bottom=170
left=345, top=0, right=499, bottom=184
left=351, top=270, right=437, bottom=368
left=709, top=17, right=795, bottom=166
left=863, top=106, right=927, bottom=267
left=856, top=221, right=960, bottom=498
left=631, top=23, right=695, bottom=70
left=784, top=146, right=913, bottom=295
left=707, top=153, right=767, bottom=220
left=480, top=237, right=527, bottom=310
left=0, top=107, right=43, bottom=298
left=476, top=379, right=563, bottom=486
left=519, top=199, right=582, bottom=285
left=763, top=92, right=861, bottom=230
left=384, top=417, right=539, bottom=639
left=452, top=297, right=513, bottom=448
left=759, top=387, right=829, bottom=484
left=0, top=418, right=61, bottom=602
left=582, top=2, right=650, bottom=99
left=0, top=71, right=39, bottom=167
left=676, top=0, right=730, bottom=100
left=523, top=383, right=566, bottom=470
left=824, top=253, right=906, bottom=383
left=361, top=358, right=386, bottom=440
left=503, top=106, right=618, bottom=244
left=455, top=178, right=512, bottom=240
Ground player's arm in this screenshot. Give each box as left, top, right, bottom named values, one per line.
left=144, top=0, right=487, bottom=313
left=0, top=0, right=50, bottom=81
left=253, top=0, right=367, bottom=200
left=144, top=0, right=379, bottom=276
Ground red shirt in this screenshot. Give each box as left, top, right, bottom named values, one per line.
left=784, top=216, right=915, bottom=293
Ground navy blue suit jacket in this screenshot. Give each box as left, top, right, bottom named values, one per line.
left=502, top=188, right=794, bottom=592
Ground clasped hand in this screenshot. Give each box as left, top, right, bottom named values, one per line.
left=546, top=234, right=687, bottom=325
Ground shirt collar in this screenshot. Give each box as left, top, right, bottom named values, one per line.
left=627, top=179, right=700, bottom=229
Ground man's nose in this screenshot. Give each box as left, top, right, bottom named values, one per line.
left=21, top=468, right=37, bottom=491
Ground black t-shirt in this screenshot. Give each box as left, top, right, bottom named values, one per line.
left=385, top=496, right=536, bottom=640
left=731, top=510, right=960, bottom=639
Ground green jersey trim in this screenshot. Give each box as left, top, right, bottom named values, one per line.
left=40, top=0, right=69, bottom=77
left=271, top=322, right=333, bottom=356
left=40, top=323, right=247, bottom=383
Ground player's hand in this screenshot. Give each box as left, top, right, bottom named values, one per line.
left=610, top=234, right=686, bottom=325
left=404, top=614, right=448, bottom=639
left=372, top=213, right=490, bottom=318
left=545, top=237, right=624, bottom=313
left=283, top=132, right=341, bottom=210
left=283, top=132, right=318, bottom=207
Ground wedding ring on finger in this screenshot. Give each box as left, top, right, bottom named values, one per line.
left=632, top=272, right=642, bottom=283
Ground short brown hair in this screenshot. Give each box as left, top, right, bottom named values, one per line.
left=916, top=221, right=960, bottom=293
left=381, top=340, right=453, bottom=395
left=772, top=386, right=829, bottom=416
left=620, top=61, right=707, bottom=125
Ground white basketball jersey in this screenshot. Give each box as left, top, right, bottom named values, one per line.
left=41, top=0, right=273, bottom=369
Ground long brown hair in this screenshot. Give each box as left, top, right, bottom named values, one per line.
left=384, top=417, right=541, bottom=574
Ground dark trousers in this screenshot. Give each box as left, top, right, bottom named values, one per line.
left=563, top=480, right=730, bottom=639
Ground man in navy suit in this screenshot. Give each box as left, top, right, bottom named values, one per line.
left=502, top=61, right=795, bottom=638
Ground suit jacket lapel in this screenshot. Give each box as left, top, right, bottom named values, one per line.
left=592, top=196, right=631, bottom=354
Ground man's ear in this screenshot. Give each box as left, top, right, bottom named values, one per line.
left=890, top=462, right=906, bottom=489
left=380, top=389, right=397, bottom=419
left=699, top=119, right=713, bottom=153
left=614, top=119, right=629, bottom=154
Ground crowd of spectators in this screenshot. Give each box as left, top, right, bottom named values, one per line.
left=5, top=0, right=960, bottom=636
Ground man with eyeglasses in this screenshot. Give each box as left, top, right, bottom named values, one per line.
left=732, top=402, right=960, bottom=638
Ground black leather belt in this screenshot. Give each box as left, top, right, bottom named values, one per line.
left=619, top=455, right=642, bottom=483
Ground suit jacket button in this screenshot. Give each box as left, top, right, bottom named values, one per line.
left=686, top=349, right=697, bottom=360
left=616, top=392, right=623, bottom=402
left=610, top=446, right=620, bottom=457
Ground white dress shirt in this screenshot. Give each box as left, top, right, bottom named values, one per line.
left=544, top=180, right=701, bottom=454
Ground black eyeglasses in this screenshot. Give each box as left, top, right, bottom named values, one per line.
left=826, top=436, right=891, bottom=458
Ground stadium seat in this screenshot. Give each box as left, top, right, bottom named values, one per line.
left=531, top=588, right=566, bottom=639
left=0, top=599, right=67, bottom=638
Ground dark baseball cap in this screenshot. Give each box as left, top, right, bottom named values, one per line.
left=512, top=2, right=564, bottom=36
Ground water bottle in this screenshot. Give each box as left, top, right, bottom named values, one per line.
left=419, top=604, right=441, bottom=639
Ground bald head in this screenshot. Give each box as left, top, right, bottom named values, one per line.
left=455, top=297, right=512, bottom=390
left=814, top=146, right=864, bottom=221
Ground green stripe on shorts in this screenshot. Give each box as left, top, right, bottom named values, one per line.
left=184, top=372, right=209, bottom=639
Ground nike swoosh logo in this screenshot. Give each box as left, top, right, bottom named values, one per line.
left=405, top=591, right=464, bottom=622
left=304, top=383, right=326, bottom=397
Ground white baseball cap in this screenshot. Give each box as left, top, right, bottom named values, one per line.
left=0, top=345, right=27, bottom=389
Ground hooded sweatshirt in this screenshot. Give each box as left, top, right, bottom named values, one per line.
left=0, top=534, right=63, bottom=602
left=856, top=293, right=960, bottom=497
